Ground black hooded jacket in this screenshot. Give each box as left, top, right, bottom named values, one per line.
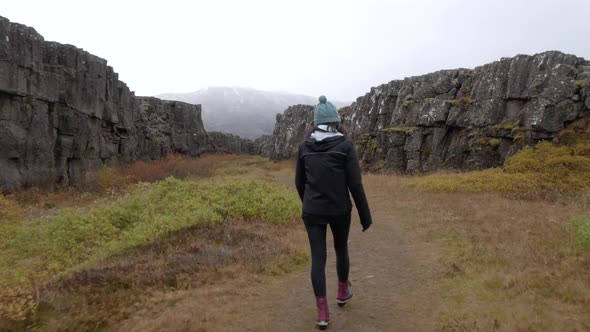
left=295, top=135, right=372, bottom=230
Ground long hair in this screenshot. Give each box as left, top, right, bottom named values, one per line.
left=304, top=122, right=348, bottom=141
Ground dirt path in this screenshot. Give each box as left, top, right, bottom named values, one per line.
left=116, top=168, right=444, bottom=331
left=236, top=202, right=441, bottom=331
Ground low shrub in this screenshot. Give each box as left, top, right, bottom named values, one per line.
left=409, top=141, right=590, bottom=197
left=192, top=179, right=301, bottom=223
left=96, top=167, right=128, bottom=193
left=119, top=154, right=241, bottom=184
left=119, top=155, right=183, bottom=183
left=0, top=177, right=300, bottom=320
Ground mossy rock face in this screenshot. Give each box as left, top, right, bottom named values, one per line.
left=449, top=97, right=476, bottom=109
left=265, top=51, right=588, bottom=174
left=461, top=85, right=472, bottom=93
left=493, top=121, right=521, bottom=132
left=380, top=126, right=416, bottom=135
left=402, top=100, right=415, bottom=107
left=365, top=137, right=379, bottom=150
left=478, top=137, right=502, bottom=149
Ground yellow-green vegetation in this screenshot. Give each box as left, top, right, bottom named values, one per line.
left=408, top=141, right=590, bottom=197
left=492, top=120, right=520, bottom=132
left=96, top=166, right=123, bottom=193
left=402, top=99, right=415, bottom=107
left=0, top=176, right=300, bottom=321
left=575, top=214, right=590, bottom=248
left=574, top=79, right=588, bottom=88
left=488, top=138, right=501, bottom=148
left=449, top=96, right=476, bottom=108
left=478, top=137, right=501, bottom=148
left=381, top=126, right=416, bottom=135
left=357, top=134, right=380, bottom=153
left=492, top=121, right=529, bottom=141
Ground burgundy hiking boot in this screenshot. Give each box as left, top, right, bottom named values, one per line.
left=337, top=281, right=353, bottom=306
left=315, top=297, right=330, bottom=329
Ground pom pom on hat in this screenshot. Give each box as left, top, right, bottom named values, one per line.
left=319, top=95, right=327, bottom=104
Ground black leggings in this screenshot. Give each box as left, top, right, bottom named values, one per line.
left=304, top=214, right=351, bottom=298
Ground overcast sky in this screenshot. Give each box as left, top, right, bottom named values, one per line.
left=2, top=0, right=589, bottom=101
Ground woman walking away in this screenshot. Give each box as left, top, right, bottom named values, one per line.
left=295, top=95, right=372, bottom=329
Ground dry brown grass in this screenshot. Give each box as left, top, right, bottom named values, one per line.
left=364, top=173, right=590, bottom=330
left=0, top=155, right=304, bottom=330
left=119, top=154, right=239, bottom=183
left=3, top=154, right=246, bottom=218
left=5, top=153, right=588, bottom=330
left=0, top=194, right=22, bottom=221
left=1, top=221, right=306, bottom=331
left=92, top=154, right=243, bottom=192
left=409, top=141, right=590, bottom=200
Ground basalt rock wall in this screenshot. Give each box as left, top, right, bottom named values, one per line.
left=268, top=105, right=313, bottom=160
left=253, top=135, right=273, bottom=158
left=345, top=51, right=590, bottom=172
left=266, top=51, right=590, bottom=172
left=0, top=17, right=209, bottom=191
left=207, top=131, right=257, bottom=154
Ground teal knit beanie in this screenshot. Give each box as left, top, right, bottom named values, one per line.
left=314, top=95, right=341, bottom=125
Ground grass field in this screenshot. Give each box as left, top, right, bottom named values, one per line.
left=1, top=149, right=589, bottom=330
left=0, top=155, right=305, bottom=330
left=399, top=139, right=590, bottom=330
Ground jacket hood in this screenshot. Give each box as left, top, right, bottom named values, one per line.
left=305, top=135, right=347, bottom=152
left=310, top=125, right=343, bottom=142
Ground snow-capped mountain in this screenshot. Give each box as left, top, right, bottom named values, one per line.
left=157, top=87, right=349, bottom=139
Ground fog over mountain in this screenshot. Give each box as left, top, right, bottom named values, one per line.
left=158, top=87, right=349, bottom=139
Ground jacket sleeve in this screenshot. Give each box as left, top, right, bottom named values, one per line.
left=295, top=144, right=306, bottom=201
left=345, top=142, right=372, bottom=231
